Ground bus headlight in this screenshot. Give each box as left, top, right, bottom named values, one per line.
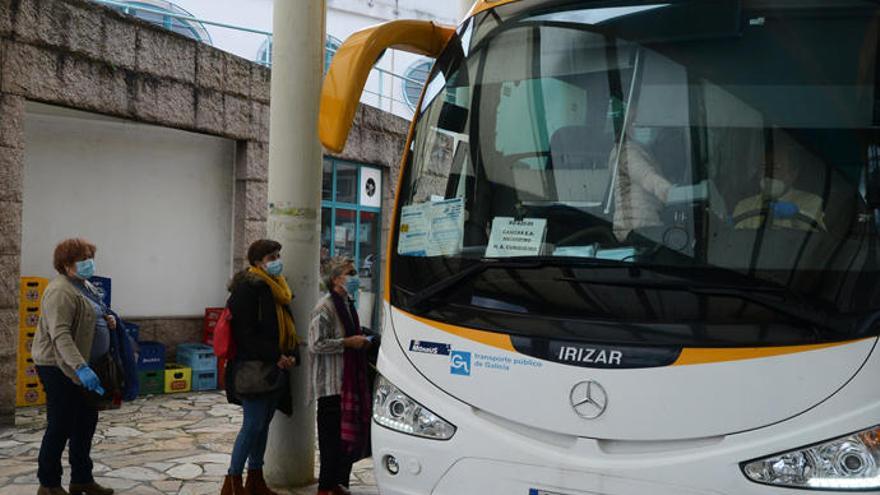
left=742, top=426, right=880, bottom=490
left=373, top=375, right=456, bottom=440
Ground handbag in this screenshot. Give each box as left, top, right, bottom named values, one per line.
left=234, top=360, right=284, bottom=395
left=84, top=352, right=124, bottom=410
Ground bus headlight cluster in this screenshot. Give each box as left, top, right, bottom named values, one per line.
left=742, top=426, right=880, bottom=490
left=373, top=375, right=456, bottom=440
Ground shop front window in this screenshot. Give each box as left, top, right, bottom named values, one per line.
left=321, top=159, right=384, bottom=330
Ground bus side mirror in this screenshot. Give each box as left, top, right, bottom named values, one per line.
left=319, top=20, right=456, bottom=153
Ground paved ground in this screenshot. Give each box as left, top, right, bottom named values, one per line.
left=0, top=392, right=378, bottom=495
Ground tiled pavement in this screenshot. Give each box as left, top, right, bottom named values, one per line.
left=0, top=392, right=378, bottom=495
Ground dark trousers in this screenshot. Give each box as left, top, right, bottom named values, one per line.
left=317, top=395, right=355, bottom=490
left=36, top=365, right=99, bottom=488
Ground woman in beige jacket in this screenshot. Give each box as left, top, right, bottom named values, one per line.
left=31, top=238, right=115, bottom=495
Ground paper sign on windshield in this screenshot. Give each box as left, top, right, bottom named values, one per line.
left=485, top=217, right=547, bottom=257
left=398, top=198, right=465, bottom=257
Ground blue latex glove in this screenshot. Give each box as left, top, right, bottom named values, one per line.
left=771, top=201, right=800, bottom=219
left=75, top=365, right=105, bottom=395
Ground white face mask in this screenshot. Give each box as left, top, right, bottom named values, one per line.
left=760, top=177, right=790, bottom=199
left=632, top=127, right=656, bottom=146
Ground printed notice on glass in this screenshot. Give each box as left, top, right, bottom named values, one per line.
left=398, top=198, right=465, bottom=257
left=398, top=203, right=430, bottom=256
left=485, top=217, right=547, bottom=257
left=426, top=198, right=465, bottom=256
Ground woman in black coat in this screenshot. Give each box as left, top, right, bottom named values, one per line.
left=221, top=239, right=300, bottom=495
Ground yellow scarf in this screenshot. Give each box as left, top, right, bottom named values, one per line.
left=248, top=266, right=298, bottom=351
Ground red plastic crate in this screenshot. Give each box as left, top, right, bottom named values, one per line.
left=203, top=307, right=224, bottom=345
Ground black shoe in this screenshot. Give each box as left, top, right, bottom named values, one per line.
left=37, top=487, right=69, bottom=495
left=68, top=482, right=113, bottom=495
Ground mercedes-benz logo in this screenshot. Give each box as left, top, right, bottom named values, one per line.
left=570, top=380, right=608, bottom=419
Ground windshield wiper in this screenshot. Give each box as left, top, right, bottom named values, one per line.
left=556, top=275, right=848, bottom=338
left=406, top=258, right=536, bottom=311
left=406, top=256, right=628, bottom=312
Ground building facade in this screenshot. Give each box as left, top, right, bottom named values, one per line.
left=0, top=0, right=409, bottom=425
left=90, top=0, right=462, bottom=119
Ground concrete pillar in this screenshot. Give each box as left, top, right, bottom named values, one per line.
left=263, top=0, right=326, bottom=487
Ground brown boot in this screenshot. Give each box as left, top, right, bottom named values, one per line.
left=37, top=487, right=69, bottom=495
left=68, top=482, right=113, bottom=495
left=221, top=474, right=248, bottom=495
left=245, top=469, right=278, bottom=495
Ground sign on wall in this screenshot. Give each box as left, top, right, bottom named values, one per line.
left=360, top=167, right=382, bottom=208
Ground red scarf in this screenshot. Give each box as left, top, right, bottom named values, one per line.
left=330, top=291, right=371, bottom=457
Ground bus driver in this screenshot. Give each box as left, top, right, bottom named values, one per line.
left=732, top=138, right=827, bottom=232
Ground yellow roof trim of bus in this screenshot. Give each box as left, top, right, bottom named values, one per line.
left=398, top=309, right=872, bottom=365
left=672, top=339, right=871, bottom=366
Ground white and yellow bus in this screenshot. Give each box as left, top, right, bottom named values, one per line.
left=320, top=1, right=880, bottom=493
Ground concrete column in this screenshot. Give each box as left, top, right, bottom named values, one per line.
left=263, top=0, right=326, bottom=487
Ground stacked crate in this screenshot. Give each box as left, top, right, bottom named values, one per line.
left=203, top=307, right=226, bottom=388
left=17, top=277, right=48, bottom=407
left=163, top=364, right=192, bottom=394
left=136, top=341, right=166, bottom=396
left=176, top=343, right=217, bottom=392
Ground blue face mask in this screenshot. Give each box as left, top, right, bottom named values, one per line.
left=75, top=259, right=95, bottom=280
left=265, top=259, right=283, bottom=277
left=345, top=276, right=360, bottom=297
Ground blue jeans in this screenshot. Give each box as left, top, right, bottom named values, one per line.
left=36, top=366, right=99, bottom=487
left=229, top=395, right=278, bottom=475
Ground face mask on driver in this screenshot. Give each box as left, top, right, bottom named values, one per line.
left=760, top=177, right=790, bottom=199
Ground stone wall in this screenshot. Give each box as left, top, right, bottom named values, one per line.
left=0, top=0, right=411, bottom=426
left=127, top=318, right=204, bottom=355
left=0, top=0, right=273, bottom=425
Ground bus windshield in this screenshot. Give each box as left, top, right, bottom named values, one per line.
left=392, top=0, right=880, bottom=345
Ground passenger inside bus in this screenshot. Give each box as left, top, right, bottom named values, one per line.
left=610, top=126, right=674, bottom=241
left=732, top=135, right=827, bottom=232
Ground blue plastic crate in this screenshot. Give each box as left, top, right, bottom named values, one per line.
left=191, top=368, right=218, bottom=391
left=137, top=341, right=166, bottom=371
left=176, top=343, right=217, bottom=371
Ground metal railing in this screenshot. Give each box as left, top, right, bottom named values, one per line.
left=93, top=0, right=274, bottom=38
left=90, top=0, right=422, bottom=118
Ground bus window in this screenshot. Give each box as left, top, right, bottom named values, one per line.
left=495, top=78, right=588, bottom=169
left=392, top=0, right=880, bottom=335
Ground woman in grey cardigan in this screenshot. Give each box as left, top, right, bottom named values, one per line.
left=31, top=238, right=115, bottom=495
left=309, top=257, right=372, bottom=495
